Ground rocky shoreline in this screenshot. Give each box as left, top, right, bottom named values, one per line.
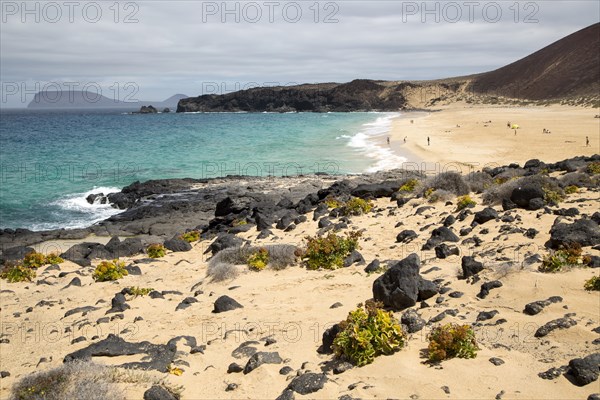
left=1, top=154, right=599, bottom=399
left=1, top=155, right=599, bottom=265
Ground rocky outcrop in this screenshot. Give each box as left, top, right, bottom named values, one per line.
left=372, top=254, right=438, bottom=311
left=177, top=80, right=407, bottom=113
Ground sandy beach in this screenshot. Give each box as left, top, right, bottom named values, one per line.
left=1, top=160, right=599, bottom=398
left=388, top=104, right=600, bottom=170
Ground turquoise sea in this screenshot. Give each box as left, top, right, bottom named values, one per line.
left=0, top=109, right=406, bottom=231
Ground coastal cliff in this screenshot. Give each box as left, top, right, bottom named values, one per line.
left=177, top=79, right=409, bottom=112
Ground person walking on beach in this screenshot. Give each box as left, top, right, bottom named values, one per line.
left=387, top=136, right=390, bottom=145
left=586, top=136, right=590, bottom=147
left=403, top=136, right=407, bottom=143
left=427, top=137, right=430, bottom=146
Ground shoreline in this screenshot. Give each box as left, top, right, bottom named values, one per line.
left=387, top=103, right=600, bottom=172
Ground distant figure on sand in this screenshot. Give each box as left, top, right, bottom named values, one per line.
left=403, top=136, right=407, bottom=143
left=387, top=137, right=390, bottom=145
left=586, top=136, right=590, bottom=147
left=507, top=121, right=511, bottom=128
left=427, top=137, right=430, bottom=146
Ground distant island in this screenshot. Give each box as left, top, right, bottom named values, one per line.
left=27, top=92, right=188, bottom=110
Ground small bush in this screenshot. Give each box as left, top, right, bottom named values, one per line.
left=332, top=300, right=406, bottom=367
left=418, top=172, right=470, bottom=197
left=208, top=244, right=299, bottom=279
left=264, top=244, right=299, bottom=270
left=584, top=276, right=600, bottom=291
left=564, top=185, right=579, bottom=194
left=543, top=188, right=564, bottom=206
left=11, top=361, right=126, bottom=400
left=427, top=189, right=454, bottom=204
left=423, top=187, right=435, bottom=198
left=342, top=197, right=373, bottom=216
left=22, top=251, right=64, bottom=268
left=206, top=262, right=240, bottom=282
left=587, top=162, right=600, bottom=174
left=301, top=231, right=362, bottom=270
left=247, top=247, right=269, bottom=271
left=232, top=219, right=248, bottom=227
left=466, top=171, right=494, bottom=193
left=456, top=195, right=476, bottom=211
left=399, top=178, right=419, bottom=193
left=539, top=244, right=583, bottom=273
left=1, top=263, right=36, bottom=283
left=325, top=197, right=343, bottom=209
left=179, top=230, right=200, bottom=243
left=44, top=252, right=64, bottom=265
left=127, top=286, right=154, bottom=297
left=93, top=260, right=128, bottom=282
left=23, top=252, right=47, bottom=268
left=427, top=323, right=479, bottom=362
left=147, top=244, right=166, bottom=259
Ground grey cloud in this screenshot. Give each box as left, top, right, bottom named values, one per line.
left=1, top=0, right=598, bottom=106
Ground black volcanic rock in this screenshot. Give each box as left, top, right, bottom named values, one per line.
left=473, top=207, right=499, bottom=225
left=547, top=219, right=600, bottom=249
left=177, top=80, right=407, bottom=113
left=164, top=237, right=192, bottom=252
left=422, top=227, right=459, bottom=250
left=397, top=230, right=418, bottom=243
left=568, top=353, right=600, bottom=386
left=372, top=254, right=437, bottom=311
left=461, top=256, right=484, bottom=278
left=64, top=334, right=175, bottom=371
left=286, top=373, right=328, bottom=395
left=213, top=295, right=243, bottom=313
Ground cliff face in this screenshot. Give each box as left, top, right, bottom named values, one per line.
left=177, top=80, right=408, bottom=112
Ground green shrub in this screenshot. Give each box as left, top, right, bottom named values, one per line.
left=147, top=244, right=166, bottom=258
left=325, top=197, right=343, bottom=209
left=232, top=219, right=247, bottom=227
left=127, top=286, right=154, bottom=297
left=23, top=252, right=47, bottom=268
left=543, top=188, right=564, bottom=205
left=342, top=197, right=373, bottom=216
left=179, top=230, right=200, bottom=243
left=584, top=276, right=600, bottom=291
left=564, top=185, right=579, bottom=195
left=247, top=247, right=269, bottom=271
left=22, top=251, right=64, bottom=268
left=399, top=179, right=419, bottom=193
left=44, top=252, right=64, bottom=265
left=332, top=300, right=406, bottom=367
left=302, top=231, right=362, bottom=270
left=1, top=263, right=36, bottom=283
left=539, top=244, right=583, bottom=273
left=427, top=323, right=478, bottom=362
left=587, top=162, right=600, bottom=174
left=423, top=188, right=435, bottom=198
left=456, top=195, right=476, bottom=211
left=93, top=260, right=128, bottom=282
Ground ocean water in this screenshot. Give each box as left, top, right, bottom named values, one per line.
left=0, top=109, right=404, bottom=231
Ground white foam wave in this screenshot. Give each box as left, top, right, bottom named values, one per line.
left=346, top=113, right=407, bottom=172
left=39, top=186, right=123, bottom=230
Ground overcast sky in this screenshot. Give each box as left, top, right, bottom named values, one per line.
left=1, top=0, right=598, bottom=107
